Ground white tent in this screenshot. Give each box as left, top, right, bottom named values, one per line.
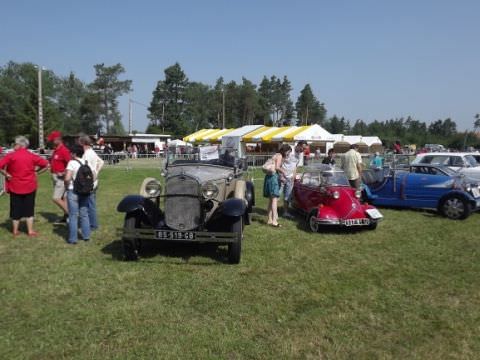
left=294, top=124, right=334, bottom=141
left=168, top=139, right=192, bottom=147
left=362, top=136, right=382, bottom=146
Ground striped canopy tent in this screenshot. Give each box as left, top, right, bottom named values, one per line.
left=200, top=128, right=236, bottom=143
left=183, top=128, right=219, bottom=143
left=242, top=126, right=281, bottom=142
left=220, top=125, right=264, bottom=140
left=269, top=126, right=307, bottom=142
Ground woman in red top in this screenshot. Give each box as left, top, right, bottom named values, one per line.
left=0, top=136, right=49, bottom=236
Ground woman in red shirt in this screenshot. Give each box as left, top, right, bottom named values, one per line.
left=0, top=136, right=49, bottom=236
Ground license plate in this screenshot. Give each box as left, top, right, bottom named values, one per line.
left=472, top=188, right=480, bottom=198
left=155, top=230, right=196, bottom=240
left=366, top=208, right=384, bottom=220
left=344, top=218, right=370, bottom=226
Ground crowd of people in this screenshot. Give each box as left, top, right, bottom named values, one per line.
left=0, top=131, right=104, bottom=243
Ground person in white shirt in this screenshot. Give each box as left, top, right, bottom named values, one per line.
left=342, top=144, right=363, bottom=189
left=64, top=144, right=90, bottom=244
left=280, top=141, right=307, bottom=218
left=78, top=135, right=104, bottom=230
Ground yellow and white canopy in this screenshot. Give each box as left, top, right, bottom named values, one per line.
left=184, top=124, right=349, bottom=144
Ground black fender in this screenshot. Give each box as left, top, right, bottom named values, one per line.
left=245, top=180, right=255, bottom=211
left=117, top=195, right=147, bottom=213
left=221, top=198, right=247, bottom=217
left=117, top=195, right=162, bottom=226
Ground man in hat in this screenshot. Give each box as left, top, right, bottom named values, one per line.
left=342, top=144, right=363, bottom=189
left=48, top=130, right=71, bottom=223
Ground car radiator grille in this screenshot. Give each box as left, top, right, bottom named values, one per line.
left=165, top=176, right=201, bottom=231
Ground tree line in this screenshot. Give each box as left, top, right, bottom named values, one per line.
left=1, top=61, right=479, bottom=149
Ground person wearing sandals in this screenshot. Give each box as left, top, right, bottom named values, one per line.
left=263, top=144, right=292, bottom=227
left=0, top=136, right=49, bottom=237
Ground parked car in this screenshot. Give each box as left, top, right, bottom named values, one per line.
left=362, top=164, right=480, bottom=220
left=412, top=152, right=480, bottom=181
left=291, top=164, right=383, bottom=231
left=468, top=152, right=480, bottom=165
left=116, top=149, right=255, bottom=263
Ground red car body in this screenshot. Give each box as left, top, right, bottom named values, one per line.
left=291, top=166, right=383, bottom=232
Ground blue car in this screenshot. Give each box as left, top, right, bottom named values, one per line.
left=362, top=164, right=480, bottom=220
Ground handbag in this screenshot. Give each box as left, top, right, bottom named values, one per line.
left=262, top=155, right=276, bottom=175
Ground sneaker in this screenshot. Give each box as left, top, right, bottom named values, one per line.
left=53, top=215, right=68, bottom=225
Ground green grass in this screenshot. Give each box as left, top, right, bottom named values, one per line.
left=1, top=168, right=480, bottom=359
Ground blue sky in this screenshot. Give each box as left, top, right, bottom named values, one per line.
left=1, top=0, right=479, bottom=131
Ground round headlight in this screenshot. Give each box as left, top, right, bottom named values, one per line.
left=355, top=190, right=362, bottom=199
left=145, top=180, right=162, bottom=197
left=466, top=185, right=471, bottom=192
left=201, top=181, right=219, bottom=199
left=332, top=191, right=340, bottom=199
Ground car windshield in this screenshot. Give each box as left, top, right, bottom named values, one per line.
left=465, top=155, right=478, bottom=167
left=303, top=165, right=350, bottom=186
left=167, top=146, right=240, bottom=168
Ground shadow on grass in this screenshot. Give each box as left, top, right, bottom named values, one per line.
left=101, top=240, right=229, bottom=265
left=39, top=212, right=69, bottom=240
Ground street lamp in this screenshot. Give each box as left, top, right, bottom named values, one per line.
left=34, top=65, right=46, bottom=149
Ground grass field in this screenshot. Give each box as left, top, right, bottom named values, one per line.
left=1, top=167, right=480, bottom=359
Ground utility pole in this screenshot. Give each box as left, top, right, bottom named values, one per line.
left=128, top=98, right=149, bottom=134
left=222, top=88, right=226, bottom=129
left=37, top=66, right=44, bottom=149
left=128, top=96, right=133, bottom=134
left=162, top=102, right=165, bottom=133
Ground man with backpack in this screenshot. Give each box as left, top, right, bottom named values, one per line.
left=78, top=134, right=104, bottom=231
left=64, top=144, right=94, bottom=244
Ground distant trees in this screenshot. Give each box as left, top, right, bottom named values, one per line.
left=0, top=60, right=479, bottom=149
left=295, top=84, right=326, bottom=125
left=89, top=63, right=132, bottom=134
left=0, top=61, right=132, bottom=146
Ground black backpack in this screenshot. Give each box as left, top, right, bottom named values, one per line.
left=73, top=159, right=94, bottom=195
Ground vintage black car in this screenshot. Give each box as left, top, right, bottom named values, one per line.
left=116, top=150, right=255, bottom=263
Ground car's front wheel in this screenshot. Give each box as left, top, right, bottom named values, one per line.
left=307, top=210, right=319, bottom=233
left=123, top=216, right=140, bottom=261
left=227, top=217, right=243, bottom=264
left=367, top=220, right=378, bottom=230
left=439, top=195, right=471, bottom=220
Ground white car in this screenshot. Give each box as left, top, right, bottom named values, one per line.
left=412, top=152, right=480, bottom=181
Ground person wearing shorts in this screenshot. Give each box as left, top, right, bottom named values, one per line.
left=47, top=131, right=71, bottom=224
